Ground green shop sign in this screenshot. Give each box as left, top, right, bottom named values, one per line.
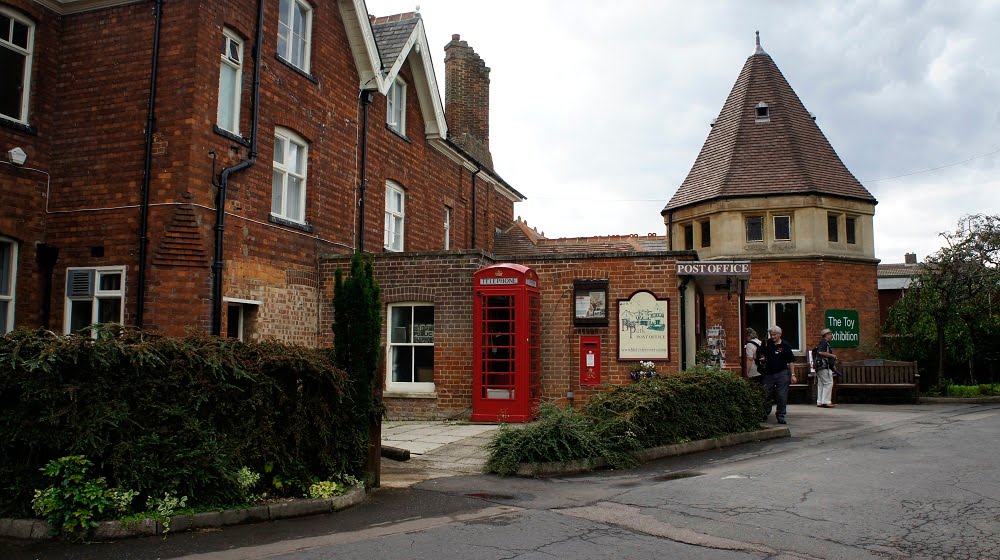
left=824, top=309, right=859, bottom=347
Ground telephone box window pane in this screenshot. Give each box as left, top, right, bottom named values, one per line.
left=392, top=346, right=413, bottom=383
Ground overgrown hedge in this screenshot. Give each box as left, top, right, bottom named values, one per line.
left=0, top=327, right=373, bottom=518
left=487, top=367, right=765, bottom=475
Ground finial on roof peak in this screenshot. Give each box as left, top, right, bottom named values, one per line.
left=753, top=30, right=767, bottom=55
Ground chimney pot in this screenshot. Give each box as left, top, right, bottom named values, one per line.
left=452, top=34, right=460, bottom=41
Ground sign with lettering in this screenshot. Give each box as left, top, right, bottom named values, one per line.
left=479, top=277, right=518, bottom=285
left=618, top=291, right=669, bottom=360
left=676, top=261, right=751, bottom=277
left=824, top=309, right=860, bottom=347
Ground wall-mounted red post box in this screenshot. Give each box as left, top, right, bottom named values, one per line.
left=580, top=335, right=601, bottom=386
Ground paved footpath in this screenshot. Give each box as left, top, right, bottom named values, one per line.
left=379, top=420, right=505, bottom=487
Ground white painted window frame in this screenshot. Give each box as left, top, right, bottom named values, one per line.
left=387, top=77, right=406, bottom=134
left=216, top=28, right=243, bottom=134
left=0, top=6, right=34, bottom=124
left=277, top=0, right=312, bottom=72
left=444, top=206, right=452, bottom=250
left=743, top=296, right=806, bottom=353
left=384, top=182, right=405, bottom=252
left=0, top=237, right=17, bottom=333
left=64, top=266, right=126, bottom=336
left=773, top=214, right=791, bottom=241
left=272, top=127, right=308, bottom=223
left=386, top=302, right=435, bottom=393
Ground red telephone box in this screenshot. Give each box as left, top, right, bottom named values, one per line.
left=471, top=264, right=541, bottom=423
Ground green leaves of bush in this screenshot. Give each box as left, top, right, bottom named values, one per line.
left=31, top=456, right=129, bottom=539
left=486, top=367, right=765, bottom=475
left=0, top=328, right=372, bottom=518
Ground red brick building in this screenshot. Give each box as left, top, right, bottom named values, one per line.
left=0, top=0, right=521, bottom=344
left=663, top=34, right=880, bottom=372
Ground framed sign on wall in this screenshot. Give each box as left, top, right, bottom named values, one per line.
left=618, top=290, right=669, bottom=360
left=573, top=279, right=609, bottom=327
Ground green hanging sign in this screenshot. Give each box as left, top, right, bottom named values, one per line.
left=824, top=309, right=859, bottom=348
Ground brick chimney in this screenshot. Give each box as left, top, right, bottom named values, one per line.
left=904, top=252, right=917, bottom=264
left=444, top=34, right=493, bottom=168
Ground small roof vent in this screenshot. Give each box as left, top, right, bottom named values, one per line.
left=755, top=102, right=770, bottom=122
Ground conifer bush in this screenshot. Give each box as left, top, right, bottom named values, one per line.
left=0, top=327, right=372, bottom=518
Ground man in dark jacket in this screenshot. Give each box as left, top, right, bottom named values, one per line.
left=761, top=325, right=797, bottom=424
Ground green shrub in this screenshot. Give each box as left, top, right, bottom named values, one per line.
left=485, top=403, right=630, bottom=476
left=0, top=328, right=373, bottom=519
left=486, top=367, right=764, bottom=475
left=30, top=455, right=134, bottom=539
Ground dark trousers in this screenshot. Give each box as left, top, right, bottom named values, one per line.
left=762, top=370, right=790, bottom=419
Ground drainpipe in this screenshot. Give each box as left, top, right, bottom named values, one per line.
left=679, top=276, right=690, bottom=370
left=357, top=90, right=375, bottom=253
left=210, top=0, right=264, bottom=336
left=136, top=0, right=164, bottom=329
left=36, top=244, right=59, bottom=329
left=470, top=167, right=481, bottom=249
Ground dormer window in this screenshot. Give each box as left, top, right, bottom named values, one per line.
left=755, top=102, right=769, bottom=122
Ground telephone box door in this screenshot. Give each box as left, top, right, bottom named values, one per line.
left=472, top=264, right=540, bottom=422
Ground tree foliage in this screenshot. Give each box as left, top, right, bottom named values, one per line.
left=884, top=214, right=1000, bottom=386
left=332, top=252, right=382, bottom=414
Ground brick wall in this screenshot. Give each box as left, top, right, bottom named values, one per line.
left=705, top=259, right=880, bottom=368
left=1, top=0, right=514, bottom=340
left=319, top=251, right=695, bottom=419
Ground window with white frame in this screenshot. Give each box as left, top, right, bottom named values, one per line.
left=773, top=215, right=791, bottom=241
left=746, top=215, right=764, bottom=243
left=0, top=7, right=34, bottom=124
left=65, top=267, right=125, bottom=335
left=0, top=238, right=16, bottom=333
left=216, top=29, right=243, bottom=134
left=387, top=77, right=406, bottom=134
left=745, top=299, right=803, bottom=352
left=271, top=127, right=308, bottom=223
left=384, top=182, right=405, bottom=251
left=277, top=0, right=312, bottom=72
left=387, top=303, right=435, bottom=392
left=444, top=206, right=452, bottom=250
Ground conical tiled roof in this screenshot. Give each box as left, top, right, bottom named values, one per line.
left=664, top=34, right=876, bottom=212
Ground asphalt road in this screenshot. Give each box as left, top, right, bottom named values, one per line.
left=5, top=403, right=999, bottom=560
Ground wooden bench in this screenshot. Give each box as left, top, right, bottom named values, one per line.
left=834, top=359, right=920, bottom=403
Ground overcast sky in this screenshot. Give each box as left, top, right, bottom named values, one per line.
left=371, top=0, right=1000, bottom=263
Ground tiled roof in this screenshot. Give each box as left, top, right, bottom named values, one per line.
left=877, top=263, right=924, bottom=278
left=371, top=13, right=420, bottom=71
left=665, top=41, right=876, bottom=212
left=493, top=220, right=669, bottom=258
